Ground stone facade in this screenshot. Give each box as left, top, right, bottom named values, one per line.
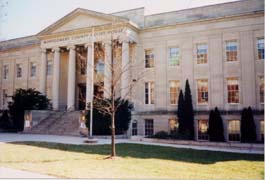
left=0, top=0, right=264, bottom=140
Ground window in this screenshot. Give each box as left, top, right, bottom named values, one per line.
left=197, top=79, right=208, bottom=104
left=145, top=119, right=154, bottom=136
left=227, top=78, right=239, bottom=104
left=3, top=65, right=8, bottom=80
left=132, top=120, right=137, bottom=136
left=2, top=89, right=7, bottom=107
left=145, top=49, right=154, bottom=68
left=257, top=38, right=264, bottom=60
left=80, top=60, right=86, bottom=75
left=198, top=119, right=209, bottom=141
left=30, top=62, right=37, bottom=77
left=168, top=47, right=180, bottom=66
left=196, top=44, right=208, bottom=64
left=16, top=64, right=22, bottom=78
left=228, top=120, right=240, bottom=141
left=47, top=61, right=52, bottom=76
left=145, top=82, right=154, bottom=104
left=226, top=41, right=238, bottom=62
left=169, top=81, right=180, bottom=105
left=259, top=76, right=264, bottom=103
left=260, top=120, right=264, bottom=141
left=169, top=118, right=178, bottom=133
left=95, top=59, right=104, bottom=83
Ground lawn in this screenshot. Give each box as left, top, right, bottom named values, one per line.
left=0, top=142, right=263, bottom=179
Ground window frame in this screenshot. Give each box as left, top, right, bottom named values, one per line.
left=46, top=61, right=52, bottom=76
left=225, top=40, right=238, bottom=62
left=227, top=77, right=240, bottom=104
left=196, top=43, right=208, bottom=64
left=168, top=118, right=178, bottom=134
left=2, top=89, right=7, bottom=107
left=30, top=62, right=37, bottom=78
left=228, top=120, right=241, bottom=142
left=132, top=120, right=138, bottom=136
left=144, top=119, right=154, bottom=136
left=257, top=37, right=264, bottom=60
left=145, top=82, right=155, bottom=105
left=196, top=79, right=209, bottom=105
left=168, top=47, right=180, bottom=66
left=3, top=64, right=9, bottom=80
left=145, top=49, right=154, bottom=68
left=16, top=64, right=22, bottom=79
left=259, top=76, right=264, bottom=104
left=198, top=119, right=209, bottom=141
left=169, top=80, right=180, bottom=105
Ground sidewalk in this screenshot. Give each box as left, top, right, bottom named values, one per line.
left=0, top=167, right=56, bottom=178
left=0, top=133, right=263, bottom=154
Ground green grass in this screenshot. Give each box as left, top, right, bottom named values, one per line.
left=0, top=142, right=264, bottom=179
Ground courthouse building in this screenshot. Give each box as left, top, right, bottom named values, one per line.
left=0, top=0, right=264, bottom=141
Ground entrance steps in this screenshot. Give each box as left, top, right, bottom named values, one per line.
left=27, top=111, right=81, bottom=136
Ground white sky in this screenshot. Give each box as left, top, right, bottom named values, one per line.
left=0, top=0, right=238, bottom=40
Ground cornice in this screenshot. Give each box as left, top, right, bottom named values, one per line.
left=141, top=11, right=264, bottom=32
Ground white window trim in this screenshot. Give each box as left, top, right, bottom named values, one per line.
left=196, top=78, right=209, bottom=106
left=145, top=82, right=154, bottom=105
left=195, top=43, right=208, bottom=65
left=144, top=119, right=154, bottom=136
left=227, top=120, right=241, bottom=142
left=167, top=46, right=181, bottom=67
left=256, top=37, right=264, bottom=61
left=257, top=75, right=264, bottom=106
left=144, top=49, right=154, bottom=69
left=47, top=61, right=53, bottom=77
left=224, top=40, right=240, bottom=63
left=3, top=64, right=9, bottom=80
left=168, top=80, right=180, bottom=106
left=16, top=64, right=23, bottom=79
left=226, top=77, right=241, bottom=105
left=29, top=62, right=37, bottom=78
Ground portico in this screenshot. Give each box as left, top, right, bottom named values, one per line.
left=37, top=9, right=138, bottom=110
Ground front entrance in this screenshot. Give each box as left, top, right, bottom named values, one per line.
left=78, top=83, right=86, bottom=110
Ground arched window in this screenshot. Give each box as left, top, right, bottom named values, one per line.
left=132, top=120, right=137, bottom=136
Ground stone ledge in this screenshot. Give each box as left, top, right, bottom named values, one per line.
left=131, top=136, right=264, bottom=151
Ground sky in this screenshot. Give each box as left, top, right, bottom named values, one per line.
left=0, top=0, right=238, bottom=41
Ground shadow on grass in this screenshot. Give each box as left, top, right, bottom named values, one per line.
left=9, top=141, right=264, bottom=164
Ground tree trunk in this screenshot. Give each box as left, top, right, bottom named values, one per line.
left=111, top=111, right=116, bottom=157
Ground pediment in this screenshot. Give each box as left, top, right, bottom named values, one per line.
left=38, top=8, right=128, bottom=35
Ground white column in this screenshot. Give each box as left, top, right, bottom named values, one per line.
left=67, top=45, right=76, bottom=110
left=39, top=49, right=47, bottom=94
left=104, top=41, right=112, bottom=99
left=85, top=44, right=93, bottom=109
left=52, top=47, right=60, bottom=110
left=121, top=40, right=130, bottom=99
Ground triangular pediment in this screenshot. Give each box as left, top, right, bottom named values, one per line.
left=38, top=8, right=128, bottom=35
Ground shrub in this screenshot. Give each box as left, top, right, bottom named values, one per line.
left=151, top=131, right=169, bottom=139
left=208, top=107, right=225, bottom=142
left=177, top=90, right=185, bottom=134
left=176, top=79, right=195, bottom=140
left=0, top=110, right=12, bottom=130
left=241, top=107, right=256, bottom=143
left=8, top=88, right=50, bottom=131
left=184, top=79, right=195, bottom=140
left=86, top=98, right=133, bottom=135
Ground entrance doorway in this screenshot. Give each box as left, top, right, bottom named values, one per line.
left=78, top=83, right=86, bottom=110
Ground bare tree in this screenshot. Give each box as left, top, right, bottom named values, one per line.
left=76, top=20, right=145, bottom=158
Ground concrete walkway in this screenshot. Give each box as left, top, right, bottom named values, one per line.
left=0, top=133, right=263, bottom=154
left=0, top=167, right=56, bottom=178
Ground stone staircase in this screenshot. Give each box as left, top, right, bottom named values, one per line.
left=28, top=111, right=81, bottom=136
